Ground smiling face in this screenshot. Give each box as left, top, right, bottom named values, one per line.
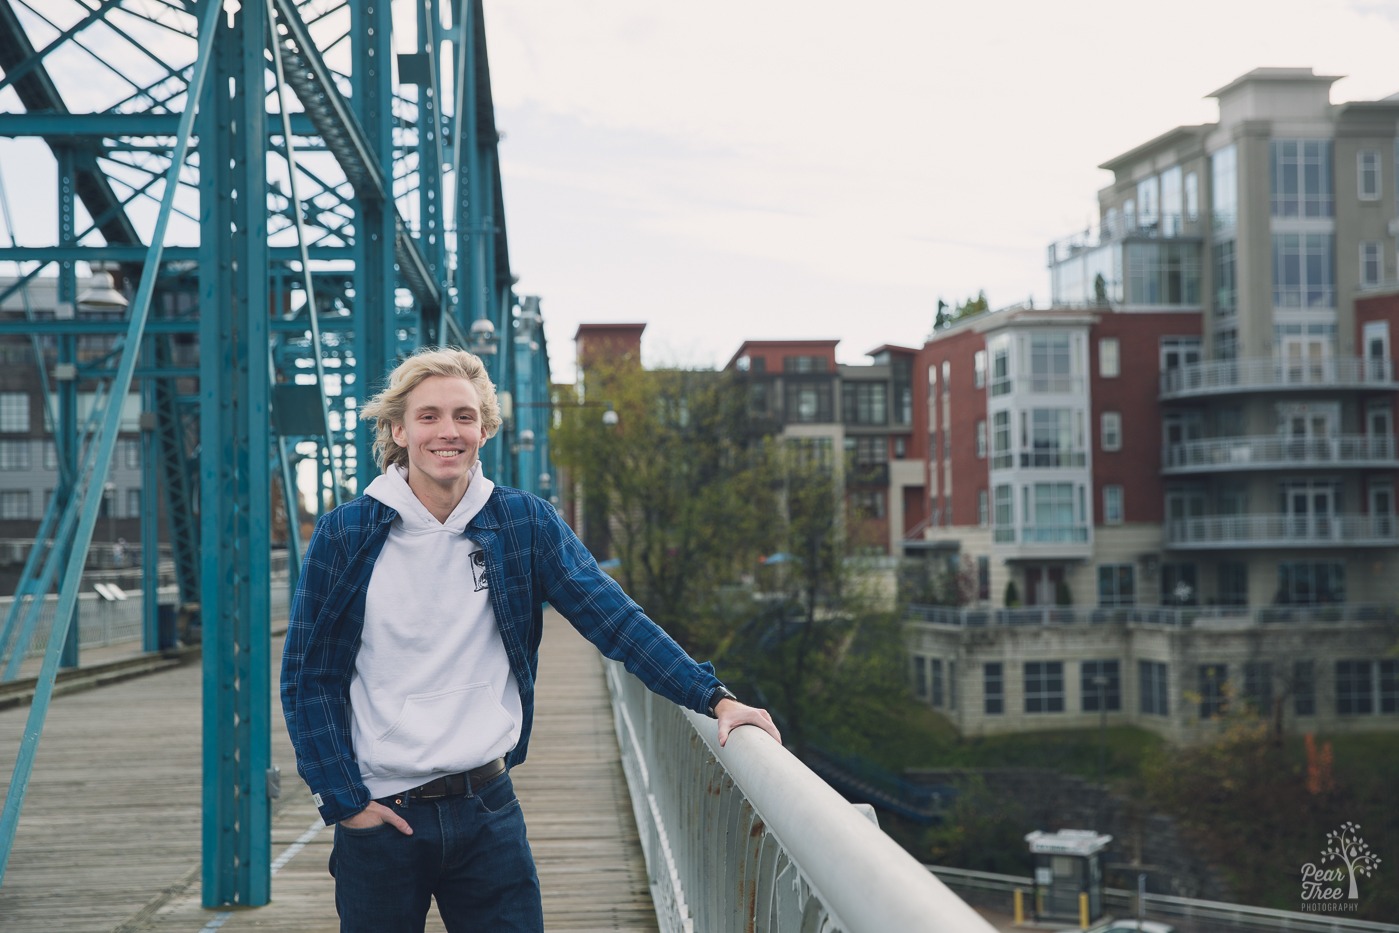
left=390, top=374, right=487, bottom=508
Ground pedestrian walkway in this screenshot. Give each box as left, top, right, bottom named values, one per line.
left=0, top=609, right=660, bottom=932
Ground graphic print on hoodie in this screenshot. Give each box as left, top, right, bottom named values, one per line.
left=352, top=462, right=523, bottom=799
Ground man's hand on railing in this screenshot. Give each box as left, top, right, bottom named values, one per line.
left=715, top=698, right=782, bottom=746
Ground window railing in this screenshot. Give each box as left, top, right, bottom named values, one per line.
left=1165, top=513, right=1397, bottom=547
left=1164, top=434, right=1398, bottom=471
left=1160, top=356, right=1396, bottom=396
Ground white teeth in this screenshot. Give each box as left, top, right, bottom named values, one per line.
left=433, top=450, right=462, bottom=458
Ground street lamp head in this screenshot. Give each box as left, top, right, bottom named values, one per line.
left=517, top=428, right=535, bottom=452
left=601, top=407, right=619, bottom=427
left=538, top=472, right=552, bottom=491
left=469, top=317, right=498, bottom=356
left=77, top=271, right=129, bottom=311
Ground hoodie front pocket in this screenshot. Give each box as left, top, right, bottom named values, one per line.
left=369, top=683, right=515, bottom=778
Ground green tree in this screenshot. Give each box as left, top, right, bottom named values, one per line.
left=551, top=360, right=777, bottom=652
left=739, top=442, right=905, bottom=753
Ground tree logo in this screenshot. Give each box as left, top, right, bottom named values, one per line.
left=1300, top=821, right=1382, bottom=912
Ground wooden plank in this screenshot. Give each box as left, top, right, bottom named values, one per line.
left=0, top=609, right=661, bottom=932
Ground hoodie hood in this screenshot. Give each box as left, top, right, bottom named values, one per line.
left=363, top=462, right=495, bottom=535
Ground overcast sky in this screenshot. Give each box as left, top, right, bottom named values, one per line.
left=480, top=1, right=1399, bottom=380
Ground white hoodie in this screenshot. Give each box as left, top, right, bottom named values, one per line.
left=353, top=463, right=522, bottom=798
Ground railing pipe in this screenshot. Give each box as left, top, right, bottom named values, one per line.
left=606, top=659, right=995, bottom=933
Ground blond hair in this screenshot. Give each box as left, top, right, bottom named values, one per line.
left=358, top=347, right=502, bottom=473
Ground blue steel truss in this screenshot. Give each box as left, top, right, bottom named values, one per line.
left=0, top=0, right=554, bottom=906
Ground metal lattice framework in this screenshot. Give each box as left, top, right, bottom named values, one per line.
left=0, top=0, right=554, bottom=905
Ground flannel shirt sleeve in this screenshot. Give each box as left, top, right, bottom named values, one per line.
left=280, top=510, right=372, bottom=824
left=532, top=499, right=721, bottom=715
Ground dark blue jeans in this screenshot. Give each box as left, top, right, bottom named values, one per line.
left=329, top=772, right=543, bottom=932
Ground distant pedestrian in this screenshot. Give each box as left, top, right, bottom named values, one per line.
left=281, top=346, right=780, bottom=932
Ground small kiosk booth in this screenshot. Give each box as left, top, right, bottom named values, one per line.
left=1025, top=829, right=1111, bottom=924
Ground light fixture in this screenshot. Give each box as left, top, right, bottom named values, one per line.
left=469, top=317, right=497, bottom=356
left=538, top=472, right=552, bottom=491
left=77, top=271, right=129, bottom=311
left=601, top=406, right=619, bottom=427
left=517, top=428, right=535, bottom=453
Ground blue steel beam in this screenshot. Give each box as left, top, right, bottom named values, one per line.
left=268, top=0, right=440, bottom=315
left=0, top=0, right=223, bottom=884
left=197, top=0, right=273, bottom=906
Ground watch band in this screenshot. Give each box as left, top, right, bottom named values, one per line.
left=707, top=686, right=737, bottom=718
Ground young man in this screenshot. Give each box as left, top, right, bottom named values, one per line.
left=281, top=347, right=779, bottom=932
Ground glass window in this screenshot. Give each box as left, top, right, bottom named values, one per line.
left=1024, top=661, right=1065, bottom=713
left=1213, top=239, right=1237, bottom=316
left=974, top=350, right=987, bottom=388
left=1272, top=233, right=1335, bottom=309
left=1126, top=241, right=1202, bottom=306
left=976, top=419, right=987, bottom=459
left=912, top=657, right=929, bottom=700
left=993, top=485, right=1014, bottom=543
left=1271, top=139, right=1333, bottom=218
left=0, top=393, right=28, bottom=432
left=978, top=489, right=989, bottom=527
left=991, top=411, right=1012, bottom=470
left=990, top=337, right=1011, bottom=397
left=1025, top=482, right=1085, bottom=543
left=1336, top=660, right=1374, bottom=715
left=784, top=381, right=833, bottom=423
left=1361, top=241, right=1383, bottom=287
left=1098, top=338, right=1119, bottom=378
left=1139, top=660, right=1169, bottom=715
left=1160, top=166, right=1183, bottom=235
left=1199, top=664, right=1229, bottom=719
left=783, top=355, right=827, bottom=373
left=1028, top=333, right=1074, bottom=392
left=1294, top=660, right=1316, bottom=716
left=1218, top=562, right=1248, bottom=607
left=1382, top=660, right=1399, bottom=714
left=930, top=658, right=944, bottom=708
left=842, top=382, right=888, bottom=425
left=1358, top=149, right=1381, bottom=201
left=1101, top=412, right=1122, bottom=452
left=1023, top=408, right=1085, bottom=467
left=984, top=662, right=1004, bottom=715
left=1081, top=660, right=1121, bottom=712
left=1211, top=145, right=1238, bottom=231
left=1098, top=564, right=1135, bottom=606
left=1184, top=171, right=1200, bottom=222
left=1103, top=485, right=1124, bottom=525
left=0, top=439, right=31, bottom=471
left=977, top=556, right=990, bottom=601
left=0, top=490, right=30, bottom=520
left=1243, top=662, right=1273, bottom=715
left=1137, top=175, right=1159, bottom=229
left=125, top=488, right=141, bottom=519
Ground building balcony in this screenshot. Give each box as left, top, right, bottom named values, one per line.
left=1160, top=357, right=1397, bottom=399
left=1162, top=434, right=1398, bottom=474
left=1165, top=513, right=1397, bottom=549
left=992, top=523, right=1092, bottom=560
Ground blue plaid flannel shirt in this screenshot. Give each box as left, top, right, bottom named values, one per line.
left=280, top=485, right=723, bottom=825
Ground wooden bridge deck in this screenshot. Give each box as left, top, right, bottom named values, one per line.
left=0, top=609, right=660, bottom=932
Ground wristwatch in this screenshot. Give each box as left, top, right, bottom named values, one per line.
left=707, top=685, right=737, bottom=718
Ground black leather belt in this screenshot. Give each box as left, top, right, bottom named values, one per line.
left=403, top=758, right=506, bottom=800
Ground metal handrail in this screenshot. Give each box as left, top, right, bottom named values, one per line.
left=1166, top=513, right=1397, bottom=547
left=1160, top=357, right=1396, bottom=397
left=605, top=658, right=995, bottom=933
left=1164, top=434, right=1398, bottom=471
